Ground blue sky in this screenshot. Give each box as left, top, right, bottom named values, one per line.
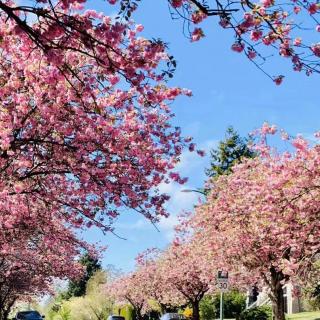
left=81, top=0, right=320, bottom=272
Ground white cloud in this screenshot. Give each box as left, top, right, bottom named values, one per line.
left=158, top=214, right=179, bottom=241
left=156, top=182, right=202, bottom=241
left=176, top=139, right=218, bottom=173
left=155, top=138, right=218, bottom=240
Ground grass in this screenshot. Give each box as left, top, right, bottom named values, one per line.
left=214, top=311, right=320, bottom=320
left=286, top=311, right=320, bottom=320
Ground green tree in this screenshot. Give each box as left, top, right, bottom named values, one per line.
left=63, top=253, right=102, bottom=299
left=213, top=290, right=246, bottom=320
left=199, top=295, right=216, bottom=320
left=306, top=283, right=320, bottom=311
left=206, top=127, right=255, bottom=178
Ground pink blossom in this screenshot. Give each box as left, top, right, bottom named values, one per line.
left=171, top=0, right=183, bottom=8
left=308, top=3, right=318, bottom=14
left=197, top=149, right=206, bottom=157
left=292, top=135, right=308, bottom=151
left=261, top=0, right=274, bottom=7
left=261, top=122, right=277, bottom=135
left=191, top=28, right=205, bottom=42
left=293, top=37, right=302, bottom=46
left=311, top=43, right=320, bottom=57
left=191, top=11, right=207, bottom=24
left=281, top=130, right=289, bottom=140
left=248, top=50, right=257, bottom=59
left=250, top=29, right=263, bottom=41
left=262, top=36, right=272, bottom=45
left=273, top=75, right=284, bottom=85
left=293, top=6, right=301, bottom=13
left=258, top=7, right=266, bottom=15
left=136, top=24, right=144, bottom=32
left=231, top=42, right=245, bottom=53
left=219, top=18, right=230, bottom=28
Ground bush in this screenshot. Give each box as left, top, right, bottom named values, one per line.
left=213, top=290, right=246, bottom=320
left=239, top=306, right=272, bottom=320
left=306, top=284, right=320, bottom=311
left=200, top=295, right=216, bottom=320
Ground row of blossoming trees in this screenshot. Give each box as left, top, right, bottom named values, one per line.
left=0, top=0, right=200, bottom=318
left=106, top=125, right=320, bottom=320
left=0, top=0, right=319, bottom=318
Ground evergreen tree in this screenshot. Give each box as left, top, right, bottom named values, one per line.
left=63, top=253, right=102, bottom=299
left=206, top=127, right=255, bottom=178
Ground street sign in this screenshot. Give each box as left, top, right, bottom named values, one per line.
left=217, top=281, right=229, bottom=292
left=217, top=271, right=229, bottom=320
left=217, top=271, right=229, bottom=292
left=217, top=271, right=228, bottom=282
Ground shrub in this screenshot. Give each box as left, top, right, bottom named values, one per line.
left=239, top=305, right=272, bottom=320
left=307, top=284, right=320, bottom=311
left=213, top=290, right=246, bottom=320
left=200, top=295, right=216, bottom=320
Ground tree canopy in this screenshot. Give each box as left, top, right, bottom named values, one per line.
left=63, top=253, right=102, bottom=299
left=110, top=0, right=320, bottom=82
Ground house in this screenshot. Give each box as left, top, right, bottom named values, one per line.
left=246, top=283, right=305, bottom=315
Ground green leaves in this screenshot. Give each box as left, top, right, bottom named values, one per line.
left=206, top=126, right=255, bottom=179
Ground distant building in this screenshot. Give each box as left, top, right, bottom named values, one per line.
left=246, top=283, right=305, bottom=315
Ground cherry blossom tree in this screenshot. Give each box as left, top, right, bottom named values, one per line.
left=0, top=1, right=199, bottom=312
left=0, top=202, right=85, bottom=320
left=111, top=0, right=320, bottom=82
left=110, top=243, right=214, bottom=320
left=135, top=249, right=185, bottom=314
left=152, top=240, right=217, bottom=320
left=0, top=0, right=197, bottom=272
left=191, top=125, right=320, bottom=320
left=0, top=1, right=195, bottom=231
left=107, top=271, right=151, bottom=320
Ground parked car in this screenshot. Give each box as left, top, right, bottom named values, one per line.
left=107, top=315, right=126, bottom=320
left=160, top=313, right=186, bottom=320
left=15, top=311, right=45, bottom=320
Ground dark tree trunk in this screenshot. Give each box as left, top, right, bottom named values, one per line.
left=159, top=303, right=167, bottom=315
left=157, top=301, right=181, bottom=315
left=271, top=286, right=286, bottom=320
left=2, top=309, right=10, bottom=320
left=269, top=267, right=286, bottom=320
left=0, top=295, right=17, bottom=320
left=135, top=307, right=144, bottom=320
left=159, top=303, right=176, bottom=315
left=191, top=300, right=200, bottom=320
left=0, top=308, right=10, bottom=320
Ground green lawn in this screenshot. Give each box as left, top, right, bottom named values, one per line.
left=286, top=312, right=320, bottom=320
left=214, top=312, right=320, bottom=320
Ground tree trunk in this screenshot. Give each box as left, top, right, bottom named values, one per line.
left=191, top=301, right=200, bottom=320
left=269, top=267, right=286, bottom=320
left=0, top=308, right=9, bottom=320
left=135, top=307, right=144, bottom=320
left=271, top=287, right=286, bottom=320
left=2, top=309, right=10, bottom=320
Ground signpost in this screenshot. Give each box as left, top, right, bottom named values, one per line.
left=217, top=271, right=229, bottom=320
